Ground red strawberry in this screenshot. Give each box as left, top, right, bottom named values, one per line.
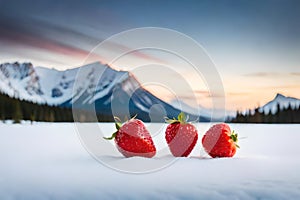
left=202, top=123, right=239, bottom=158
left=165, top=112, right=198, bottom=157
left=104, top=117, right=156, bottom=158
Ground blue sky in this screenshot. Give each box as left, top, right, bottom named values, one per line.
left=0, top=0, right=299, bottom=110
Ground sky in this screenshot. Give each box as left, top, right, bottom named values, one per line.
left=0, top=0, right=299, bottom=111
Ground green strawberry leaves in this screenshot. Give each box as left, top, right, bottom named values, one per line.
left=103, top=115, right=137, bottom=140
left=230, top=130, right=240, bottom=148
left=165, top=112, right=189, bottom=124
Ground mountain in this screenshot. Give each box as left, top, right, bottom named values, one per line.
left=170, top=99, right=235, bottom=121
left=259, top=93, right=300, bottom=114
left=0, top=62, right=211, bottom=122
left=0, top=62, right=75, bottom=104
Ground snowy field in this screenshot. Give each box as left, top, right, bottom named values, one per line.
left=1, top=123, right=300, bottom=200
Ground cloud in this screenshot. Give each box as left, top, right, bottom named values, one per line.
left=243, top=72, right=278, bottom=77
left=227, top=92, right=250, bottom=96
left=243, top=72, right=300, bottom=78
left=193, top=90, right=210, bottom=96
left=0, top=26, right=93, bottom=61
left=262, top=85, right=300, bottom=89
left=0, top=14, right=166, bottom=69
left=192, top=90, right=223, bottom=98
left=290, top=72, right=300, bottom=76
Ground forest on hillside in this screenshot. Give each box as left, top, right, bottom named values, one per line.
left=230, top=104, right=300, bottom=123
left=0, top=92, right=114, bottom=123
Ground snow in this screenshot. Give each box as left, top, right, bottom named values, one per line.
left=0, top=63, right=44, bottom=102
left=35, top=62, right=126, bottom=105
left=35, top=66, right=75, bottom=104
left=0, top=123, right=300, bottom=199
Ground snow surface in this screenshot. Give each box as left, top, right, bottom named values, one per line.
left=0, top=123, right=300, bottom=199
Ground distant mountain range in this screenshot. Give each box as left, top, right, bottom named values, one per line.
left=1, top=62, right=298, bottom=122
left=0, top=62, right=212, bottom=122
left=231, top=93, right=300, bottom=123
left=259, top=93, right=300, bottom=114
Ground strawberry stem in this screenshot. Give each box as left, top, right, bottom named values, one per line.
left=178, top=112, right=186, bottom=123
left=103, top=116, right=122, bottom=140
left=103, top=132, right=117, bottom=140
left=113, top=116, right=123, bottom=130
left=115, top=122, right=122, bottom=130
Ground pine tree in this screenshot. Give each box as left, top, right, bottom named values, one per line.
left=49, top=110, right=55, bottom=122
left=13, top=101, right=23, bottom=124
left=0, top=97, right=4, bottom=121
left=30, top=109, right=36, bottom=124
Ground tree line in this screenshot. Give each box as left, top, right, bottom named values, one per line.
left=230, top=103, right=300, bottom=123
left=3, top=90, right=299, bottom=124
left=0, top=92, right=114, bottom=123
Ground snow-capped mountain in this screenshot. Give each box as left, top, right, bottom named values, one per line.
left=0, top=62, right=43, bottom=100
left=0, top=62, right=211, bottom=121
left=0, top=62, right=75, bottom=104
left=0, top=62, right=136, bottom=105
left=259, top=93, right=300, bottom=114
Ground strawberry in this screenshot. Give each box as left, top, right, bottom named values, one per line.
left=202, top=123, right=239, bottom=158
left=165, top=112, right=198, bottom=157
left=104, top=117, right=156, bottom=158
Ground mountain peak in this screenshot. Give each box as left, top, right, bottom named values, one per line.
left=0, top=62, right=35, bottom=80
